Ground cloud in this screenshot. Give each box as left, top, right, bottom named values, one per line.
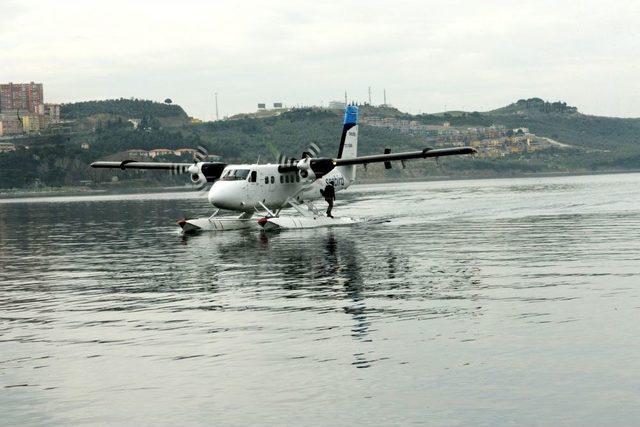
left=2, top=0, right=640, bottom=118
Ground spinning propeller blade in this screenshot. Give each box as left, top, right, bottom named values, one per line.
left=301, top=142, right=320, bottom=159
left=194, top=145, right=208, bottom=162
left=268, top=142, right=323, bottom=166
left=173, top=145, right=210, bottom=191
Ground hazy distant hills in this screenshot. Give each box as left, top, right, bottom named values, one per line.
left=484, top=98, right=640, bottom=153
left=59, top=97, right=640, bottom=154
left=364, top=98, right=640, bottom=153
left=195, top=99, right=640, bottom=179
left=2, top=98, right=640, bottom=190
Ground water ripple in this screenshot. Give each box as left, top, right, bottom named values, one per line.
left=2, top=174, right=640, bottom=425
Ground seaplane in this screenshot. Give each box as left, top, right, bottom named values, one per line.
left=91, top=106, right=476, bottom=232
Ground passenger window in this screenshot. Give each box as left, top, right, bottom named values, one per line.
left=270, top=176, right=275, bottom=184
left=296, top=175, right=300, bottom=182
left=280, top=175, right=283, bottom=184
left=264, top=176, right=269, bottom=184
left=285, top=175, right=289, bottom=183
left=249, top=171, right=257, bottom=182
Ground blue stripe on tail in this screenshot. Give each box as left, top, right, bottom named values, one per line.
left=343, top=105, right=358, bottom=125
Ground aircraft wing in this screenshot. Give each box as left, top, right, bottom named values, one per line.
left=334, top=147, right=476, bottom=166
left=91, top=160, right=194, bottom=171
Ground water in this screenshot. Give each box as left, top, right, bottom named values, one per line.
left=2, top=173, right=640, bottom=426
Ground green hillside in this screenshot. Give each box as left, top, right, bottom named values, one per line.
left=489, top=98, right=578, bottom=115
left=61, top=98, right=188, bottom=120
left=486, top=98, right=640, bottom=152
left=1, top=98, right=640, bottom=191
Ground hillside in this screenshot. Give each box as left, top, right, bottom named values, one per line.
left=489, top=98, right=578, bottom=115
left=61, top=98, right=189, bottom=120
left=1, top=98, right=640, bottom=190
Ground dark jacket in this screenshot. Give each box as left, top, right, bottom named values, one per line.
left=321, top=184, right=336, bottom=201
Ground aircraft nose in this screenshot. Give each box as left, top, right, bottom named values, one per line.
left=208, top=183, right=236, bottom=209
left=208, top=184, right=222, bottom=206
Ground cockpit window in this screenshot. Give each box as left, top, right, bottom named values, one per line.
left=221, top=169, right=250, bottom=181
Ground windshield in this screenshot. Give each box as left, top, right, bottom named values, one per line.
left=221, top=169, right=250, bottom=181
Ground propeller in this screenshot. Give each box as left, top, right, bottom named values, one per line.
left=267, top=141, right=322, bottom=167
left=167, top=145, right=214, bottom=223
left=169, top=145, right=211, bottom=191
left=189, top=145, right=211, bottom=191
left=301, top=142, right=320, bottom=159
left=268, top=141, right=334, bottom=181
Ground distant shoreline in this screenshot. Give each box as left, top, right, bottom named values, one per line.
left=356, top=168, right=640, bottom=184
left=0, top=186, right=192, bottom=199
left=2, top=169, right=640, bottom=199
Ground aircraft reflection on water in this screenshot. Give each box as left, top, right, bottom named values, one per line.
left=181, top=229, right=482, bottom=369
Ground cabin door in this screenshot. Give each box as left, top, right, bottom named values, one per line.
left=246, top=170, right=259, bottom=206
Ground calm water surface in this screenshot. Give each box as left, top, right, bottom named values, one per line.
left=2, top=174, right=640, bottom=425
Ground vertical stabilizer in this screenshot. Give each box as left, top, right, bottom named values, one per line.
left=338, top=105, right=358, bottom=159
left=337, top=105, right=358, bottom=183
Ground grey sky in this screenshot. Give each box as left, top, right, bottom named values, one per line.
left=2, top=0, right=639, bottom=119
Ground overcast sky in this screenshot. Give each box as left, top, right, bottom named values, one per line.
left=2, top=0, right=639, bottom=119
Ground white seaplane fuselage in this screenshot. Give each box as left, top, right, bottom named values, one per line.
left=175, top=163, right=359, bottom=233
left=208, top=163, right=353, bottom=212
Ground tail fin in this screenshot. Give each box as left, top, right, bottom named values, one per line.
left=337, top=105, right=358, bottom=183
left=337, top=105, right=358, bottom=159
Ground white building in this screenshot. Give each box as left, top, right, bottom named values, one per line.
left=127, top=149, right=149, bottom=157
left=0, top=142, right=16, bottom=153
left=149, top=148, right=174, bottom=158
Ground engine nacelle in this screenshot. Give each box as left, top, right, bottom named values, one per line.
left=309, top=158, right=336, bottom=179
left=279, top=158, right=335, bottom=181
left=188, top=164, right=204, bottom=184
left=190, top=172, right=202, bottom=184
left=188, top=162, right=228, bottom=184
left=296, top=158, right=316, bottom=181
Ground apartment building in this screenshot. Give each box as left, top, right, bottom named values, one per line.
left=0, top=82, right=61, bottom=135
left=0, top=82, right=43, bottom=113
